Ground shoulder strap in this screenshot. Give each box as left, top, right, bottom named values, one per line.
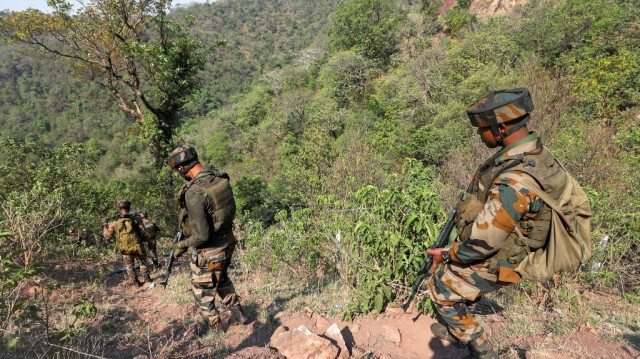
left=500, top=172, right=565, bottom=212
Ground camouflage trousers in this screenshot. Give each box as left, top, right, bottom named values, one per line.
left=190, top=244, right=239, bottom=325
left=145, top=238, right=158, bottom=267
left=122, top=251, right=149, bottom=275
left=428, top=259, right=520, bottom=344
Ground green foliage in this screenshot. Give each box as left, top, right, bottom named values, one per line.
left=0, top=0, right=207, bottom=161
left=442, top=7, right=476, bottom=36
left=0, top=226, right=36, bottom=341
left=328, top=0, right=406, bottom=65
left=320, top=51, right=377, bottom=107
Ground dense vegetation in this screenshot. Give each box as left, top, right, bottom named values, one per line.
left=1, top=0, right=640, bottom=353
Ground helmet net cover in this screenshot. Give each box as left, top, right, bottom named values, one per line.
left=466, top=88, right=534, bottom=128
left=167, top=145, right=199, bottom=176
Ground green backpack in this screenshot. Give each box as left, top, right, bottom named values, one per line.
left=115, top=217, right=144, bottom=255
left=502, top=171, right=593, bottom=282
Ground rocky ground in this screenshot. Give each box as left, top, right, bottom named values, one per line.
left=14, top=252, right=640, bottom=359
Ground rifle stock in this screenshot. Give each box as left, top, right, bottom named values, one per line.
left=161, top=229, right=183, bottom=289
left=403, top=207, right=458, bottom=311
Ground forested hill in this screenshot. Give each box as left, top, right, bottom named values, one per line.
left=172, top=0, right=341, bottom=110
left=0, top=0, right=339, bottom=175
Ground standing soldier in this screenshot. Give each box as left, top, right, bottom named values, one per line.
left=79, top=228, right=89, bottom=246
left=139, top=211, right=160, bottom=270
left=67, top=227, right=78, bottom=244
left=104, top=199, right=151, bottom=286
left=426, top=88, right=590, bottom=359
left=167, top=145, right=248, bottom=335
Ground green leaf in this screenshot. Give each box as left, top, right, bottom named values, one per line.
left=374, top=291, right=384, bottom=313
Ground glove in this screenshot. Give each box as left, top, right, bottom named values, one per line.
left=173, top=240, right=189, bottom=258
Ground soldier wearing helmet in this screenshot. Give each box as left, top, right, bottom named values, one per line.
left=426, top=89, right=577, bottom=359
left=104, top=199, right=151, bottom=286
left=167, top=145, right=248, bottom=336
left=139, top=210, right=160, bottom=270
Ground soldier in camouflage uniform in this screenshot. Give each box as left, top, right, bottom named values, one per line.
left=139, top=211, right=160, bottom=270
left=167, top=145, right=248, bottom=336
left=104, top=199, right=151, bottom=286
left=426, top=88, right=573, bottom=359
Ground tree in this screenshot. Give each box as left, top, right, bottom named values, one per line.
left=328, top=0, right=405, bottom=66
left=0, top=0, right=206, bottom=162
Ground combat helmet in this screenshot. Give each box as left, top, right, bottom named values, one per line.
left=118, top=199, right=131, bottom=210
left=466, top=88, right=533, bottom=141
left=167, top=145, right=199, bottom=178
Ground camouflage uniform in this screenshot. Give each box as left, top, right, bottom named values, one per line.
left=104, top=213, right=151, bottom=285
left=142, top=217, right=160, bottom=268
left=179, top=167, right=240, bottom=327
left=428, top=131, right=568, bottom=347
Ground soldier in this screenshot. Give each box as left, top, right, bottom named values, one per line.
left=139, top=211, right=160, bottom=270
left=67, top=227, right=78, bottom=244
left=104, top=199, right=151, bottom=286
left=167, top=145, right=248, bottom=336
left=426, top=88, right=582, bottom=358
left=79, top=227, right=89, bottom=246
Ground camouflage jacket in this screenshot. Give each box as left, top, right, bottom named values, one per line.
left=142, top=219, right=160, bottom=241
left=444, top=132, right=550, bottom=266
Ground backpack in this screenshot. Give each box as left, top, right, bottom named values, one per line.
left=114, top=216, right=144, bottom=255
left=502, top=171, right=593, bottom=282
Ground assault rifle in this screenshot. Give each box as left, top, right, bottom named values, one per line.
left=161, top=229, right=183, bottom=289
left=403, top=207, right=458, bottom=311
left=107, top=265, right=140, bottom=276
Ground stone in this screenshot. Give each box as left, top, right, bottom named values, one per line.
left=270, top=325, right=288, bottom=347
left=323, top=323, right=349, bottom=359
left=132, top=356, right=149, bottom=359
left=381, top=325, right=402, bottom=345
left=384, top=306, right=404, bottom=317
left=314, top=314, right=331, bottom=332
left=271, top=325, right=340, bottom=359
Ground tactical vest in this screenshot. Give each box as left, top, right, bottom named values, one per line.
left=456, top=139, right=567, bottom=270
left=178, top=169, right=236, bottom=246
left=144, top=220, right=158, bottom=240
left=114, top=216, right=144, bottom=255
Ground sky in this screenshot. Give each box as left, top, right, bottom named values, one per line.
left=0, top=0, right=207, bottom=13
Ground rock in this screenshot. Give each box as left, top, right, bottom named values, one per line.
left=381, top=325, right=402, bottom=345
left=271, top=325, right=340, bottom=359
left=132, top=356, right=149, bottom=359
left=270, top=325, right=288, bottom=347
left=314, top=314, right=330, bottom=332
left=323, top=323, right=349, bottom=359
left=384, top=306, right=404, bottom=317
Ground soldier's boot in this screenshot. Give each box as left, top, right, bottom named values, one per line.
left=229, top=304, right=249, bottom=325
left=468, top=339, right=498, bottom=359
left=141, top=272, right=152, bottom=283
left=430, top=322, right=457, bottom=343
left=125, top=273, right=142, bottom=287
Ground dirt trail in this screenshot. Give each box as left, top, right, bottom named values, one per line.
left=110, top=279, right=638, bottom=359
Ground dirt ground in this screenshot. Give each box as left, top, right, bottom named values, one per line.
left=15, top=255, right=639, bottom=359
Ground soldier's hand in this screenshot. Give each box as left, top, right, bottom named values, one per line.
left=173, top=241, right=189, bottom=259
left=427, top=248, right=445, bottom=274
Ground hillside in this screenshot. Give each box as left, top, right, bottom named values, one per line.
left=1, top=0, right=640, bottom=358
